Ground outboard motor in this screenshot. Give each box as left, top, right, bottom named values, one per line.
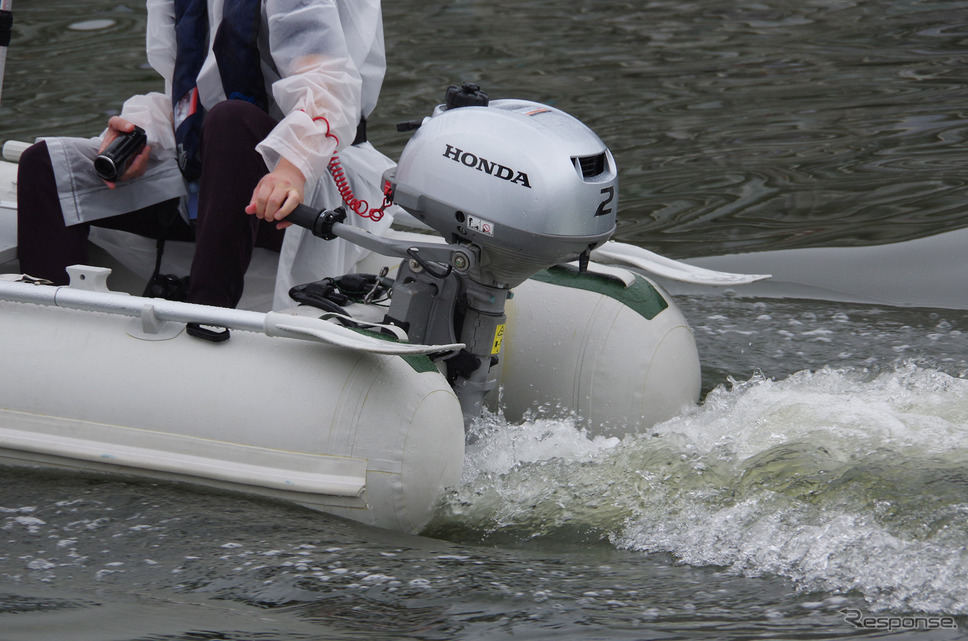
left=389, top=88, right=618, bottom=288
left=288, top=84, right=619, bottom=425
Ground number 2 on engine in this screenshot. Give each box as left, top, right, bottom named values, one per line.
left=595, top=186, right=614, bottom=217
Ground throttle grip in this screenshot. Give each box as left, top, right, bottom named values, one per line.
left=286, top=204, right=347, bottom=240
left=286, top=203, right=324, bottom=230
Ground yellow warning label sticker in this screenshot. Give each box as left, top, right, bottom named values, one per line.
left=491, top=324, right=506, bottom=355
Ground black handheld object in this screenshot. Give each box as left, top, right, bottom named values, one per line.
left=94, top=126, right=147, bottom=181
left=287, top=204, right=347, bottom=240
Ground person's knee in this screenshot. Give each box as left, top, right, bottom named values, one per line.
left=206, top=98, right=261, bottom=119
left=17, top=140, right=52, bottom=177
left=203, top=100, right=270, bottom=139
left=199, top=101, right=275, bottom=169
left=16, top=141, right=58, bottom=210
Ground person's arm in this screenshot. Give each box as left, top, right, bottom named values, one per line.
left=99, top=0, right=176, bottom=186
left=249, top=0, right=365, bottom=224
left=245, top=156, right=305, bottom=226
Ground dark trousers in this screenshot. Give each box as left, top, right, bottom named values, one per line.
left=16, top=100, right=284, bottom=308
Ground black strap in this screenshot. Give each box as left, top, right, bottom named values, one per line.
left=352, top=117, right=367, bottom=146
left=0, top=10, right=12, bottom=47
left=172, top=0, right=208, bottom=180
left=187, top=322, right=231, bottom=342
left=141, top=201, right=190, bottom=301
left=213, top=0, right=267, bottom=110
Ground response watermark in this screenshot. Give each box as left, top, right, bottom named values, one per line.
left=841, top=608, right=958, bottom=632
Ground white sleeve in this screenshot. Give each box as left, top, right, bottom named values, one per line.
left=111, top=0, right=176, bottom=152
left=117, top=93, right=177, bottom=152
left=256, top=0, right=364, bottom=183
left=145, top=0, right=176, bottom=89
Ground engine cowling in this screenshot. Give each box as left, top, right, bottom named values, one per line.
left=385, top=99, right=619, bottom=288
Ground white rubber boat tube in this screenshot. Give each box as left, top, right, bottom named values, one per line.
left=497, top=264, right=702, bottom=434
left=0, top=269, right=465, bottom=533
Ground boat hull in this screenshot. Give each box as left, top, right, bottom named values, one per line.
left=498, top=266, right=701, bottom=433
left=0, top=296, right=465, bottom=533
left=0, top=157, right=703, bottom=532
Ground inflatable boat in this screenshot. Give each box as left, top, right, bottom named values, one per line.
left=0, top=91, right=765, bottom=532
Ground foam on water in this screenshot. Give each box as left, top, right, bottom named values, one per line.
left=432, top=363, right=968, bottom=614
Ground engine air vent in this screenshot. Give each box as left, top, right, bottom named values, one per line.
left=574, top=153, right=606, bottom=178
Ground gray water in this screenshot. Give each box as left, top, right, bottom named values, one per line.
left=3, top=0, right=968, bottom=639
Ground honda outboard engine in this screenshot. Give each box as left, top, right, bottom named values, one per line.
left=387, top=91, right=618, bottom=288
left=288, top=84, right=619, bottom=425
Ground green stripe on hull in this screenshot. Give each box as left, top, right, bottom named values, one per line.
left=352, top=328, right=440, bottom=373
left=530, top=266, right=669, bottom=320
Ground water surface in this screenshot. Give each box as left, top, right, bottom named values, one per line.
left=2, top=0, right=967, bottom=638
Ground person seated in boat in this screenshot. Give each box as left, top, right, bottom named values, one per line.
left=16, top=0, right=394, bottom=312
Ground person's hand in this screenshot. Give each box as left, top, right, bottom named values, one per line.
left=245, top=157, right=306, bottom=229
left=100, top=116, right=151, bottom=188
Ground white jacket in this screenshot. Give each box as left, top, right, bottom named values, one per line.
left=46, top=0, right=396, bottom=309
left=133, top=0, right=384, bottom=186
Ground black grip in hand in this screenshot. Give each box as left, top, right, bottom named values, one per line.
left=287, top=204, right=346, bottom=240
left=287, top=203, right=324, bottom=230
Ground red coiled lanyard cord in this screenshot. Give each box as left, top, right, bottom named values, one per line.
left=312, top=114, right=390, bottom=222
